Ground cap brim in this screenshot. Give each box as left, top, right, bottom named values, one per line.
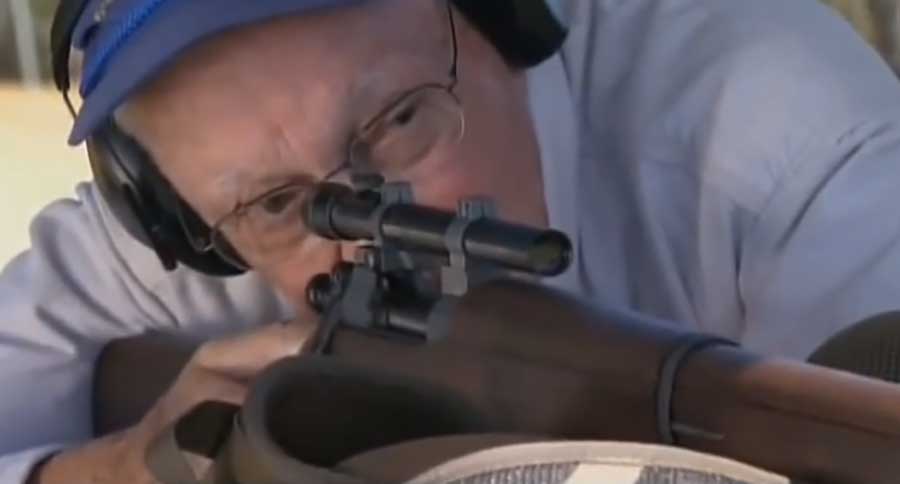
left=69, top=0, right=361, bottom=145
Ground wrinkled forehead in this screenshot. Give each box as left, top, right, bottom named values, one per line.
left=69, top=0, right=454, bottom=145
left=122, top=3, right=450, bottom=135
left=117, top=3, right=451, bottom=219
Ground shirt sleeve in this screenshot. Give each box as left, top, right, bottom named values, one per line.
left=0, top=181, right=291, bottom=482
left=729, top=3, right=900, bottom=358
left=0, top=182, right=175, bottom=481
left=740, top=113, right=900, bottom=359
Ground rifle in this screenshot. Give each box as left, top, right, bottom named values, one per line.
left=93, top=180, right=900, bottom=484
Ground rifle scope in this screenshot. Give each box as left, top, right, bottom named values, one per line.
left=303, top=182, right=572, bottom=277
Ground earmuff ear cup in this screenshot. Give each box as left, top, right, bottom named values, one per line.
left=451, top=0, right=568, bottom=68
left=87, top=124, right=245, bottom=276
left=50, top=0, right=90, bottom=93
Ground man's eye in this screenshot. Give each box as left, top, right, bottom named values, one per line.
left=391, top=105, right=418, bottom=127
left=260, top=191, right=298, bottom=215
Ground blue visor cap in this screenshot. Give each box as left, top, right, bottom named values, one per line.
left=68, top=0, right=362, bottom=145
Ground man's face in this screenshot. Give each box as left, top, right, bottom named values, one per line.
left=118, top=0, right=547, bottom=317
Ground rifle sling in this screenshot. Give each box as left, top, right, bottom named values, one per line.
left=655, top=334, right=738, bottom=445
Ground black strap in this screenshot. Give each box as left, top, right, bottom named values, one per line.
left=656, top=334, right=738, bottom=445
left=145, top=401, right=240, bottom=484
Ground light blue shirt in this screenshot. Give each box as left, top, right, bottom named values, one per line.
left=3, top=0, right=900, bottom=480
left=537, top=0, right=900, bottom=358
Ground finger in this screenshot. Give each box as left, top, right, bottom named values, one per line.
left=193, top=320, right=317, bottom=378
left=151, top=370, right=248, bottom=422
left=140, top=370, right=248, bottom=438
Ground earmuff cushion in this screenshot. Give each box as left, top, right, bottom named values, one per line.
left=452, top=0, right=568, bottom=68
left=89, top=123, right=244, bottom=276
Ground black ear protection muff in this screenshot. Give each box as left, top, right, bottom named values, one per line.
left=50, top=0, right=568, bottom=277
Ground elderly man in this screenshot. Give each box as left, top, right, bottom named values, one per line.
left=3, top=0, right=900, bottom=482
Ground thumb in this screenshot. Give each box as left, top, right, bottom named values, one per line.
left=194, top=320, right=317, bottom=379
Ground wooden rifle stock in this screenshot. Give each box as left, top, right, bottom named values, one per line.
left=326, top=280, right=900, bottom=483
left=93, top=331, right=198, bottom=435
left=93, top=279, right=900, bottom=483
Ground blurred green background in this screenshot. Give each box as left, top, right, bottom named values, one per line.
left=0, top=0, right=898, bottom=268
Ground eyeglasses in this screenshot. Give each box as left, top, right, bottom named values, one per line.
left=183, top=3, right=464, bottom=271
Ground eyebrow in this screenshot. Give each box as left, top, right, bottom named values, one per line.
left=207, top=72, right=418, bottom=217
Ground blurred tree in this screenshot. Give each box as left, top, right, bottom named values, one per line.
left=0, top=3, right=20, bottom=80
left=31, top=0, right=58, bottom=18
left=30, top=0, right=59, bottom=80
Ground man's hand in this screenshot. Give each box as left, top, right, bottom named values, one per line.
left=29, top=321, right=316, bottom=484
